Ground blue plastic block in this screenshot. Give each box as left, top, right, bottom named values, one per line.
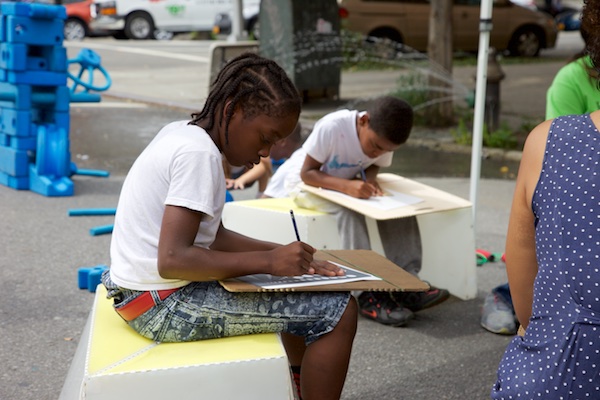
left=26, top=45, right=67, bottom=71
left=0, top=145, right=30, bottom=176
left=0, top=82, right=31, bottom=109
left=0, top=170, right=29, bottom=190
left=4, top=134, right=36, bottom=150
left=72, top=167, right=110, bottom=177
left=29, top=165, right=73, bottom=196
left=27, top=55, right=50, bottom=71
left=77, top=265, right=108, bottom=292
left=28, top=124, right=74, bottom=197
left=0, top=83, right=70, bottom=111
left=2, top=15, right=64, bottom=45
left=69, top=92, right=101, bottom=103
left=2, top=70, right=67, bottom=86
left=0, top=133, right=7, bottom=147
left=90, top=224, right=114, bottom=236
left=2, top=110, right=71, bottom=136
left=0, top=43, right=67, bottom=72
left=0, top=43, right=27, bottom=70
left=0, top=107, right=35, bottom=137
left=68, top=208, right=117, bottom=217
left=0, top=108, right=71, bottom=140
left=1, top=3, right=66, bottom=20
left=34, top=124, right=70, bottom=177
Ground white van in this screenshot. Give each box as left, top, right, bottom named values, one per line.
left=89, top=0, right=235, bottom=40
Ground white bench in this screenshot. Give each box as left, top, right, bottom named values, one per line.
left=59, top=285, right=295, bottom=400
left=222, top=192, right=477, bottom=300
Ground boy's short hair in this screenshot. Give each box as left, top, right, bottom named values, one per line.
left=367, top=96, right=414, bottom=145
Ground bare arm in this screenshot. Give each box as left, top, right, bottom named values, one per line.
left=300, top=154, right=379, bottom=199
left=157, top=205, right=342, bottom=281
left=227, top=157, right=272, bottom=190
left=505, top=120, right=550, bottom=329
left=364, top=164, right=384, bottom=196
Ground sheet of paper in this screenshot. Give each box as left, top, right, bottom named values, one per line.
left=233, top=261, right=382, bottom=289
left=314, top=188, right=423, bottom=211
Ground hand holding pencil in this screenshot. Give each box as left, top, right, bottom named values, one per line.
left=356, top=161, right=384, bottom=198
left=286, top=210, right=345, bottom=277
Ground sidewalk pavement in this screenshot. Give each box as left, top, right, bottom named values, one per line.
left=0, top=36, right=579, bottom=400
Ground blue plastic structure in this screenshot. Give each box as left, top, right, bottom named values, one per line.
left=68, top=207, right=117, bottom=217
left=89, top=224, right=114, bottom=236
left=0, top=2, right=111, bottom=196
left=68, top=48, right=111, bottom=97
left=78, top=264, right=109, bottom=292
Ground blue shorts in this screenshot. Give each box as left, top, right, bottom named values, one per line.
left=102, top=271, right=351, bottom=345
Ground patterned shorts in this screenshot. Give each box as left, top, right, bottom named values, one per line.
left=102, top=271, right=351, bottom=345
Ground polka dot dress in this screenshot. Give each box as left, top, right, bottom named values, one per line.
left=492, top=115, right=600, bottom=399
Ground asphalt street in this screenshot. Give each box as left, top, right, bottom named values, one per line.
left=0, top=30, right=585, bottom=400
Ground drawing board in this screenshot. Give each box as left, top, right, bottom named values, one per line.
left=299, top=173, right=471, bottom=220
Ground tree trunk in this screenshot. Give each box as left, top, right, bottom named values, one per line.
left=426, top=0, right=454, bottom=126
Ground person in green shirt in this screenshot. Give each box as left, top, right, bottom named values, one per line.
left=546, top=29, right=600, bottom=119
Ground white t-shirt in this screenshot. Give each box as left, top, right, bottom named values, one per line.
left=303, top=109, right=393, bottom=179
left=263, top=147, right=307, bottom=198
left=110, top=120, right=226, bottom=291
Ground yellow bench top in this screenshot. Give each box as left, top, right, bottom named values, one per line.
left=226, top=197, right=328, bottom=216
left=88, top=285, right=288, bottom=376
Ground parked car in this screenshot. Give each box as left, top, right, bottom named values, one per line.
left=212, top=0, right=260, bottom=39
left=90, top=0, right=232, bottom=40
left=511, top=0, right=581, bottom=32
left=338, top=0, right=559, bottom=57
left=62, top=0, right=93, bottom=41
left=556, top=9, right=581, bottom=31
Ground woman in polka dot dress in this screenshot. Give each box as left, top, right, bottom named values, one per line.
left=492, top=1, right=600, bottom=398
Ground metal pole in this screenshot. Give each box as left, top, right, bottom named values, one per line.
left=228, top=0, right=245, bottom=42
left=469, top=0, right=493, bottom=229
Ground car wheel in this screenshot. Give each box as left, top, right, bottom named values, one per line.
left=64, top=18, right=86, bottom=41
left=508, top=28, right=542, bottom=57
left=125, top=12, right=154, bottom=40
left=247, top=16, right=259, bottom=40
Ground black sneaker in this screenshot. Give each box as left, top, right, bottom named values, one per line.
left=357, top=291, right=414, bottom=327
left=392, top=287, right=450, bottom=312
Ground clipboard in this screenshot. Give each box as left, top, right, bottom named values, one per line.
left=299, top=173, right=471, bottom=220
left=219, top=249, right=430, bottom=293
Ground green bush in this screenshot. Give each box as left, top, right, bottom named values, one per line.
left=451, top=118, right=519, bottom=150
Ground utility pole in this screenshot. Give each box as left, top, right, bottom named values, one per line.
left=426, top=0, right=453, bottom=126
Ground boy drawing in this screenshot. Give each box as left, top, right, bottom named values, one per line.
left=272, top=96, right=449, bottom=326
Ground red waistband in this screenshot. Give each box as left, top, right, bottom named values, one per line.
left=114, top=288, right=179, bottom=322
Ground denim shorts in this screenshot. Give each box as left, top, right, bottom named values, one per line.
left=102, top=270, right=351, bottom=345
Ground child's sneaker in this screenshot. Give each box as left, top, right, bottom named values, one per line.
left=392, top=286, right=450, bottom=312
left=357, top=291, right=414, bottom=327
left=480, top=292, right=517, bottom=335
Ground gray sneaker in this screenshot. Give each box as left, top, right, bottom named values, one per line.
left=480, top=292, right=517, bottom=335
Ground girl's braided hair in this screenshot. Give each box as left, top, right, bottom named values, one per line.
left=190, top=52, right=302, bottom=144
left=582, top=0, right=600, bottom=85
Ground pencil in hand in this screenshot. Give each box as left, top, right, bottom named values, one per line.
left=290, top=209, right=301, bottom=241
